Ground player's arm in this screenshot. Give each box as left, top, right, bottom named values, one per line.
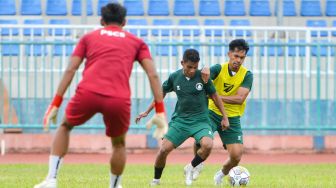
left=43, top=56, right=84, bottom=131
left=135, top=92, right=166, bottom=124
left=209, top=92, right=230, bottom=130
left=201, top=64, right=221, bottom=83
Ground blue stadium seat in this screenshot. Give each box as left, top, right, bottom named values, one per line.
left=224, top=0, right=246, bottom=16
left=333, top=21, right=336, bottom=36
left=152, top=19, right=173, bottom=36
left=53, top=40, right=74, bottom=56
left=48, top=19, right=71, bottom=36
left=288, top=40, right=306, bottom=56
left=260, top=40, right=283, bottom=56
left=127, top=19, right=148, bottom=36
left=25, top=41, right=48, bottom=56
left=250, top=0, right=271, bottom=16
left=182, top=39, right=200, bottom=53
left=174, top=0, right=195, bottom=16
left=301, top=0, right=322, bottom=16
left=21, top=0, right=42, bottom=15
left=23, top=19, right=44, bottom=36
left=46, top=0, right=67, bottom=15
left=199, top=0, right=220, bottom=16
left=0, top=0, right=16, bottom=15
left=0, top=20, right=19, bottom=36
left=311, top=40, right=335, bottom=56
left=306, top=20, right=328, bottom=37
left=274, top=0, right=296, bottom=16
left=204, top=19, right=224, bottom=36
left=179, top=19, right=200, bottom=36
left=156, top=39, right=178, bottom=56
left=148, top=0, right=169, bottom=16
left=208, top=40, right=227, bottom=56
left=326, top=0, right=336, bottom=16
left=97, top=0, right=109, bottom=15
left=246, top=39, right=254, bottom=56
left=229, top=19, right=252, bottom=36
left=1, top=40, right=19, bottom=56
left=124, top=0, right=144, bottom=16
left=72, top=0, right=93, bottom=16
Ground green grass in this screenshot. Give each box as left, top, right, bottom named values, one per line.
left=0, top=164, right=336, bottom=188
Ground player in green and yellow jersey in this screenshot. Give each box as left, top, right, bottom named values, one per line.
left=193, top=39, right=253, bottom=185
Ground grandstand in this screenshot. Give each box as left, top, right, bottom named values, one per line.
left=0, top=0, right=336, bottom=151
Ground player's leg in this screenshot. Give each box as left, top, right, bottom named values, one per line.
left=34, top=89, right=97, bottom=188
left=151, top=138, right=175, bottom=186
left=102, top=97, right=131, bottom=188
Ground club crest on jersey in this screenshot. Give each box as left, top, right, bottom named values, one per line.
left=196, top=83, right=203, bottom=91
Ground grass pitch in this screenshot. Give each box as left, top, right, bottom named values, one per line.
left=0, top=164, right=336, bottom=188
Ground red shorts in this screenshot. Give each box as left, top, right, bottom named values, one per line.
left=65, top=88, right=131, bottom=137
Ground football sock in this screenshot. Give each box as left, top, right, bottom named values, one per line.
left=191, top=154, right=204, bottom=167
left=154, top=167, right=164, bottom=179
left=110, top=172, right=122, bottom=188
left=46, top=155, right=63, bottom=179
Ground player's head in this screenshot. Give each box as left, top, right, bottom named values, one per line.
left=181, top=49, right=200, bottom=78
left=228, top=39, right=249, bottom=72
left=100, top=3, right=127, bottom=27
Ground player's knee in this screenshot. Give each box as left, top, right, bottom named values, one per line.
left=229, top=153, right=242, bottom=164
left=111, top=135, right=126, bottom=148
left=158, top=146, right=172, bottom=157
left=200, top=140, right=213, bottom=153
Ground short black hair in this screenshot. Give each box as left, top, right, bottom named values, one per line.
left=229, top=39, right=249, bottom=54
left=101, top=3, right=127, bottom=25
left=183, top=49, right=200, bottom=63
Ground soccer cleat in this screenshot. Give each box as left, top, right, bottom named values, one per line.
left=192, top=162, right=204, bottom=180
left=214, top=170, right=225, bottom=186
left=34, top=178, right=57, bottom=188
left=184, top=164, right=194, bottom=186
left=150, top=179, right=160, bottom=186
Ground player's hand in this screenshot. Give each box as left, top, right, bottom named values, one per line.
left=145, top=101, right=168, bottom=140
left=43, top=95, right=63, bottom=131
left=221, top=116, right=230, bottom=131
left=135, top=111, right=149, bottom=124
left=201, top=66, right=210, bottom=83
left=146, top=112, right=168, bottom=140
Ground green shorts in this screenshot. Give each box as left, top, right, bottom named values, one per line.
left=209, top=110, right=243, bottom=148
left=164, top=116, right=214, bottom=148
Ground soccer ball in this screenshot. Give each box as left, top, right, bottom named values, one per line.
left=228, top=166, right=250, bottom=186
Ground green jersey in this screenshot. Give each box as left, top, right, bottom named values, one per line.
left=162, top=69, right=216, bottom=120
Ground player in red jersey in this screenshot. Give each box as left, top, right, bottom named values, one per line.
left=34, top=3, right=167, bottom=188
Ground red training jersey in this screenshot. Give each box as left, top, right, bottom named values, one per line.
left=72, top=25, right=152, bottom=98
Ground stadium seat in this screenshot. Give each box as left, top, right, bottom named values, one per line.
left=0, top=19, right=19, bottom=36
left=199, top=0, right=220, bottom=16
left=148, top=0, right=169, bottom=16
left=306, top=20, right=328, bottom=37
left=0, top=0, right=16, bottom=15
left=204, top=19, right=225, bottom=37
left=326, top=0, right=336, bottom=16
left=333, top=21, right=336, bottom=36
left=250, top=0, right=271, bottom=16
left=288, top=40, right=306, bottom=56
left=224, top=0, right=246, bottom=16
left=174, top=0, right=195, bottom=16
left=1, top=40, right=19, bottom=56
left=156, top=39, right=178, bottom=56
left=182, top=39, right=200, bottom=53
left=72, top=0, right=93, bottom=16
left=301, top=0, right=322, bottom=16
left=179, top=19, right=200, bottom=36
left=23, top=19, right=44, bottom=36
left=229, top=19, right=252, bottom=36
left=21, top=0, right=42, bottom=15
left=46, top=0, right=67, bottom=15
left=311, top=40, right=334, bottom=56
left=127, top=19, right=148, bottom=37
left=246, top=39, right=254, bottom=56
left=260, top=40, right=283, bottom=56
left=152, top=19, right=173, bottom=36
left=97, top=0, right=109, bottom=15
left=53, top=40, right=74, bottom=56
left=48, top=19, right=71, bottom=36
left=25, top=41, right=48, bottom=56
left=124, top=0, right=144, bottom=16
left=208, top=39, right=228, bottom=56
left=274, top=0, right=296, bottom=16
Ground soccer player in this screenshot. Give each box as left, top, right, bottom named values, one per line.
left=192, top=39, right=253, bottom=185
left=34, top=3, right=167, bottom=188
left=135, top=49, right=230, bottom=186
